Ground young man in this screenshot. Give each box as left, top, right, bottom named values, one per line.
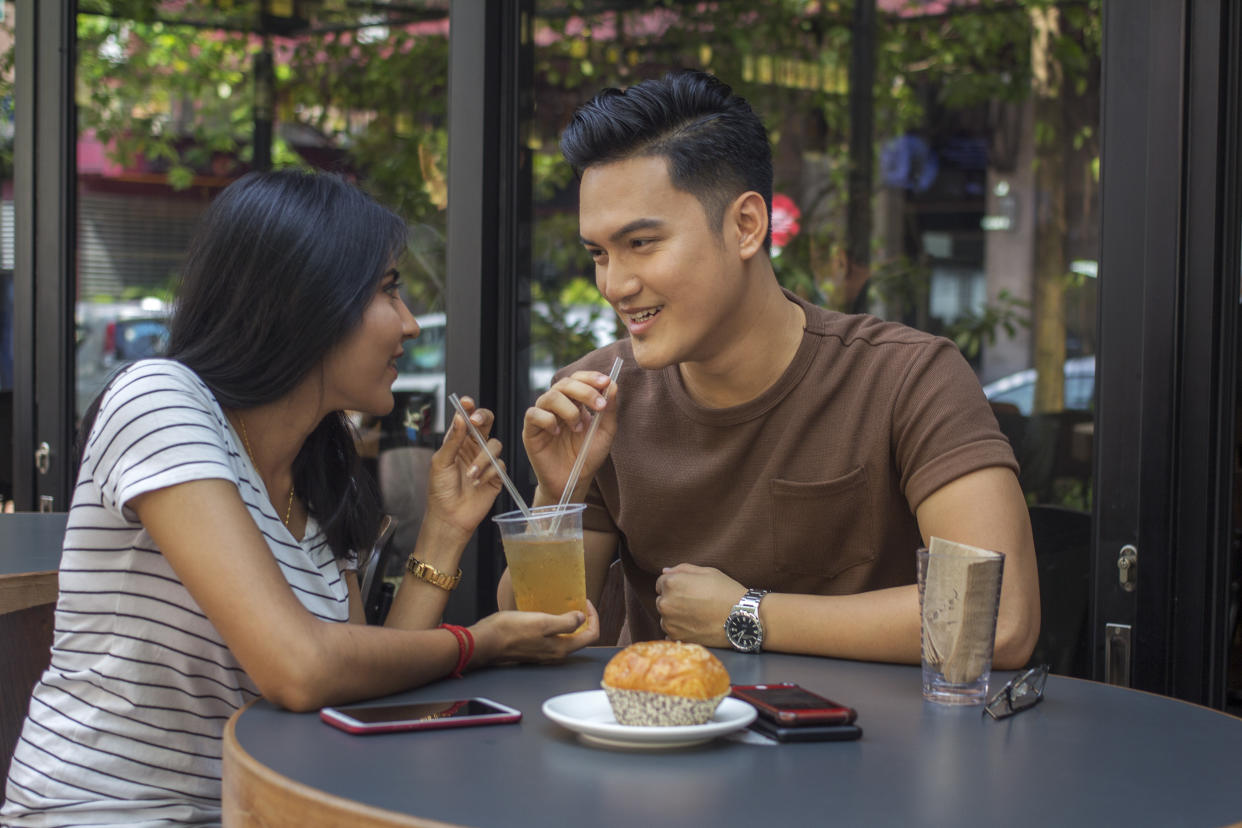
left=499, top=70, right=1039, bottom=668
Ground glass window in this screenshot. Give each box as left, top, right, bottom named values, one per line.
left=529, top=1, right=1100, bottom=514
left=528, top=1, right=1100, bottom=674
left=71, top=1, right=449, bottom=593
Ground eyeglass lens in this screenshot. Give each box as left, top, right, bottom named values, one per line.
left=985, top=664, right=1049, bottom=719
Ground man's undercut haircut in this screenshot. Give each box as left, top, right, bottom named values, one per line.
left=560, top=69, right=774, bottom=251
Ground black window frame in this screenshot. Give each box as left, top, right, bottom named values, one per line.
left=1093, top=0, right=1242, bottom=705
left=12, top=0, right=76, bottom=512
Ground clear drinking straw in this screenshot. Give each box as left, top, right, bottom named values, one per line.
left=447, top=392, right=533, bottom=520
left=552, top=356, right=624, bottom=531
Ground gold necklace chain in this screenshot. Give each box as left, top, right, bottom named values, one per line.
left=237, top=416, right=295, bottom=528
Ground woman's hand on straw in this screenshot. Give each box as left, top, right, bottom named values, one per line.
left=425, top=397, right=504, bottom=537
left=523, top=369, right=620, bottom=505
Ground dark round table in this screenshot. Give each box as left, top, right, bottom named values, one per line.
left=223, top=647, right=1242, bottom=828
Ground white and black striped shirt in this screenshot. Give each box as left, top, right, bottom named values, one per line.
left=2, top=360, right=354, bottom=827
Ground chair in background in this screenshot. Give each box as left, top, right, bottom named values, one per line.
left=1026, top=504, right=1092, bottom=678
left=992, top=405, right=1094, bottom=506
left=1, top=569, right=58, bottom=785
left=357, top=515, right=398, bottom=625
left=378, top=446, right=433, bottom=564
left=352, top=444, right=439, bottom=626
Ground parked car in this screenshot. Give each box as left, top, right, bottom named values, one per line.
left=75, top=299, right=171, bottom=418
left=981, top=356, right=1096, bottom=416
left=390, top=313, right=448, bottom=438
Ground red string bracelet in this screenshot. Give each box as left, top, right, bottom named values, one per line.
left=438, top=623, right=474, bottom=679
left=459, top=626, right=475, bottom=670
left=439, top=624, right=466, bottom=678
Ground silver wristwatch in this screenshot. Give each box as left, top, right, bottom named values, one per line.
left=724, top=588, right=769, bottom=653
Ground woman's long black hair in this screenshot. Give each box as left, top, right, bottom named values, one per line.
left=83, top=169, right=406, bottom=561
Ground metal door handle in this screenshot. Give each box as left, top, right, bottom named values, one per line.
left=1105, top=623, right=1132, bottom=687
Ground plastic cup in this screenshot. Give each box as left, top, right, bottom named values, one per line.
left=495, top=503, right=589, bottom=626
left=917, top=542, right=1006, bottom=705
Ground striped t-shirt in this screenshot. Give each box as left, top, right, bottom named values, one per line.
left=2, top=360, right=354, bottom=827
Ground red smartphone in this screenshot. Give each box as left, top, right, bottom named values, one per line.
left=319, top=697, right=521, bottom=735
left=730, top=683, right=857, bottom=726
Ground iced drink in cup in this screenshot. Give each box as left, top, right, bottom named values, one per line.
left=495, top=503, right=589, bottom=630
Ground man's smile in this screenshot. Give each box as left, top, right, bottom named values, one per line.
left=624, top=306, right=663, bottom=326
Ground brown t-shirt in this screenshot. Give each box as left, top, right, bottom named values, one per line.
left=559, top=291, right=1019, bottom=644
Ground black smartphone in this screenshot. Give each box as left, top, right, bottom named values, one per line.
left=749, top=716, right=863, bottom=743
left=730, top=683, right=857, bottom=726
left=319, top=697, right=521, bottom=735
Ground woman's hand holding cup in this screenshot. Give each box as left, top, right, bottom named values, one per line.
left=469, top=602, right=600, bottom=668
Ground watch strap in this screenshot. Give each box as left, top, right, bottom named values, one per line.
left=736, top=588, right=768, bottom=613
left=406, top=555, right=463, bottom=591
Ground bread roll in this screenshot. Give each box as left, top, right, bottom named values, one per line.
left=602, top=641, right=730, bottom=699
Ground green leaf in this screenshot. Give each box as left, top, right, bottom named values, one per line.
left=167, top=165, right=194, bottom=190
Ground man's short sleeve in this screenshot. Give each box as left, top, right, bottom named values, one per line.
left=83, top=360, right=238, bottom=521
left=891, top=339, right=1019, bottom=510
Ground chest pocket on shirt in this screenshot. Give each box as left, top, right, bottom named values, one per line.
left=769, top=466, right=875, bottom=581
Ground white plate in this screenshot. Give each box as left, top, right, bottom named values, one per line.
left=542, top=690, right=757, bottom=749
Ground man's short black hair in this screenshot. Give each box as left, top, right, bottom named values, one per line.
left=560, top=70, right=774, bottom=250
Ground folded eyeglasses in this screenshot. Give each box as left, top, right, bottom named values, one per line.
left=984, top=663, right=1049, bottom=720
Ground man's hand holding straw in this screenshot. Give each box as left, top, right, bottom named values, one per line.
left=523, top=357, right=623, bottom=508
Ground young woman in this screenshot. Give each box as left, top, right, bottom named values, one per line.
left=1, top=169, right=597, bottom=827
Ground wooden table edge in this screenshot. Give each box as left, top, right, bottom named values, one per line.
left=222, top=698, right=469, bottom=828
left=0, top=570, right=59, bottom=614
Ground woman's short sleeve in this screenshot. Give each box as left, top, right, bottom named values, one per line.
left=82, top=360, right=239, bottom=521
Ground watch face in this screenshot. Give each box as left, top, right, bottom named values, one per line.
left=725, top=613, right=762, bottom=651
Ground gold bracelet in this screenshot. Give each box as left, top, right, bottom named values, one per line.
left=406, top=555, right=462, bottom=591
